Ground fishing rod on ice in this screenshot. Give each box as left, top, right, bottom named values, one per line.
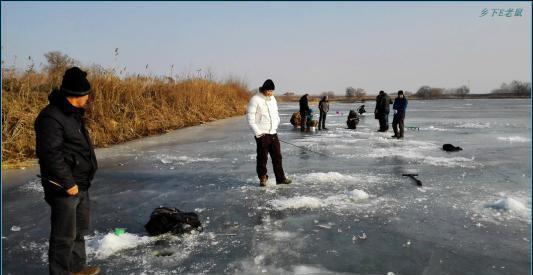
left=279, top=139, right=423, bottom=187
left=279, top=139, right=331, bottom=157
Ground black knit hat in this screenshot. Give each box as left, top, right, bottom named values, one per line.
left=60, top=67, right=91, bottom=96
left=398, top=90, right=404, bottom=95
left=259, top=79, right=275, bottom=92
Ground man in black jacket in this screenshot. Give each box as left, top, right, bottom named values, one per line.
left=35, top=67, right=100, bottom=275
left=299, top=94, right=310, bottom=132
left=374, top=90, right=392, bottom=132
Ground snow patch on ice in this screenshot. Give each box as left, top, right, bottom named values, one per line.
left=19, top=241, right=48, bottom=264
left=474, top=195, right=532, bottom=224
left=270, top=196, right=323, bottom=210
left=156, top=154, right=220, bottom=165
left=292, top=265, right=339, bottom=274
left=86, top=231, right=202, bottom=262
left=19, top=178, right=43, bottom=193
left=270, top=189, right=372, bottom=210
left=86, top=232, right=155, bottom=259
left=271, top=231, right=297, bottom=240
left=346, top=189, right=370, bottom=200
left=485, top=197, right=530, bottom=217
left=421, top=125, right=452, bottom=132
left=422, top=156, right=476, bottom=168
left=455, top=122, right=490, bottom=129
left=298, top=172, right=376, bottom=184
left=497, top=136, right=531, bottom=143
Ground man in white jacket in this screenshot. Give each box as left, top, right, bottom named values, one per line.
left=247, top=79, right=292, bottom=187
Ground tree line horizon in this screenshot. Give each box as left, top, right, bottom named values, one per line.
left=2, top=50, right=531, bottom=100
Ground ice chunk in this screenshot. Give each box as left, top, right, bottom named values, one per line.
left=485, top=197, right=529, bottom=217
left=254, top=254, right=265, bottom=265
left=346, top=189, right=370, bottom=201
left=87, top=232, right=153, bottom=259
left=270, top=196, right=323, bottom=210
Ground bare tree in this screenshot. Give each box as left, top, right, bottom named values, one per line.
left=415, top=86, right=443, bottom=99
left=345, top=87, right=356, bottom=98
left=353, top=88, right=366, bottom=100
left=44, top=51, right=78, bottom=85
left=491, top=81, right=531, bottom=96
left=44, top=51, right=77, bottom=74
left=454, top=85, right=470, bottom=97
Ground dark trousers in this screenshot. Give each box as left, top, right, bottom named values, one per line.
left=318, top=111, right=327, bottom=129
left=255, top=134, right=286, bottom=183
left=299, top=111, right=307, bottom=131
left=378, top=112, right=389, bottom=131
left=393, top=114, right=405, bottom=138
left=45, top=190, right=90, bottom=275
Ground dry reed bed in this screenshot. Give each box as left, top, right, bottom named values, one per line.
left=2, top=70, right=250, bottom=166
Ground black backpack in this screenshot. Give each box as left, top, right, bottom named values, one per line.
left=442, top=144, right=463, bottom=152
left=144, top=207, right=202, bottom=236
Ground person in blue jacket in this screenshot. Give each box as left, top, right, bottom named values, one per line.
left=392, top=90, right=408, bottom=139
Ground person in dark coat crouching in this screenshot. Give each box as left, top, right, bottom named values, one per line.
left=35, top=67, right=100, bottom=275
left=392, top=90, right=408, bottom=139
left=347, top=110, right=360, bottom=129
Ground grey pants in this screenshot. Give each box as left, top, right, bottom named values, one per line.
left=45, top=190, right=90, bottom=275
left=319, top=111, right=327, bottom=129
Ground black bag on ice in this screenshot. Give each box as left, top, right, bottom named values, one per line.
left=144, top=206, right=202, bottom=236
left=442, top=144, right=463, bottom=152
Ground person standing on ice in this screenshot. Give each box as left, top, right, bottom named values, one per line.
left=247, top=79, right=292, bottom=187
left=35, top=67, right=100, bottom=275
left=392, top=90, right=408, bottom=139
left=299, top=93, right=310, bottom=132
left=374, top=90, right=392, bottom=132
left=318, top=96, right=329, bottom=130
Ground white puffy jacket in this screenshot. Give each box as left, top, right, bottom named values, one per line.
left=246, top=93, right=280, bottom=137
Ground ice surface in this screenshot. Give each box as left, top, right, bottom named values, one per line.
left=2, top=99, right=531, bottom=274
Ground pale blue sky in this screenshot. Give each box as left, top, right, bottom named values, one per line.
left=1, top=1, right=531, bottom=94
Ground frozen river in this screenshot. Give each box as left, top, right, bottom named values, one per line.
left=2, top=98, right=531, bottom=274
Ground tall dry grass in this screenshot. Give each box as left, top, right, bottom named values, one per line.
left=1, top=68, right=250, bottom=166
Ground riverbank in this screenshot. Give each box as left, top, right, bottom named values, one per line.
left=1, top=69, right=250, bottom=167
